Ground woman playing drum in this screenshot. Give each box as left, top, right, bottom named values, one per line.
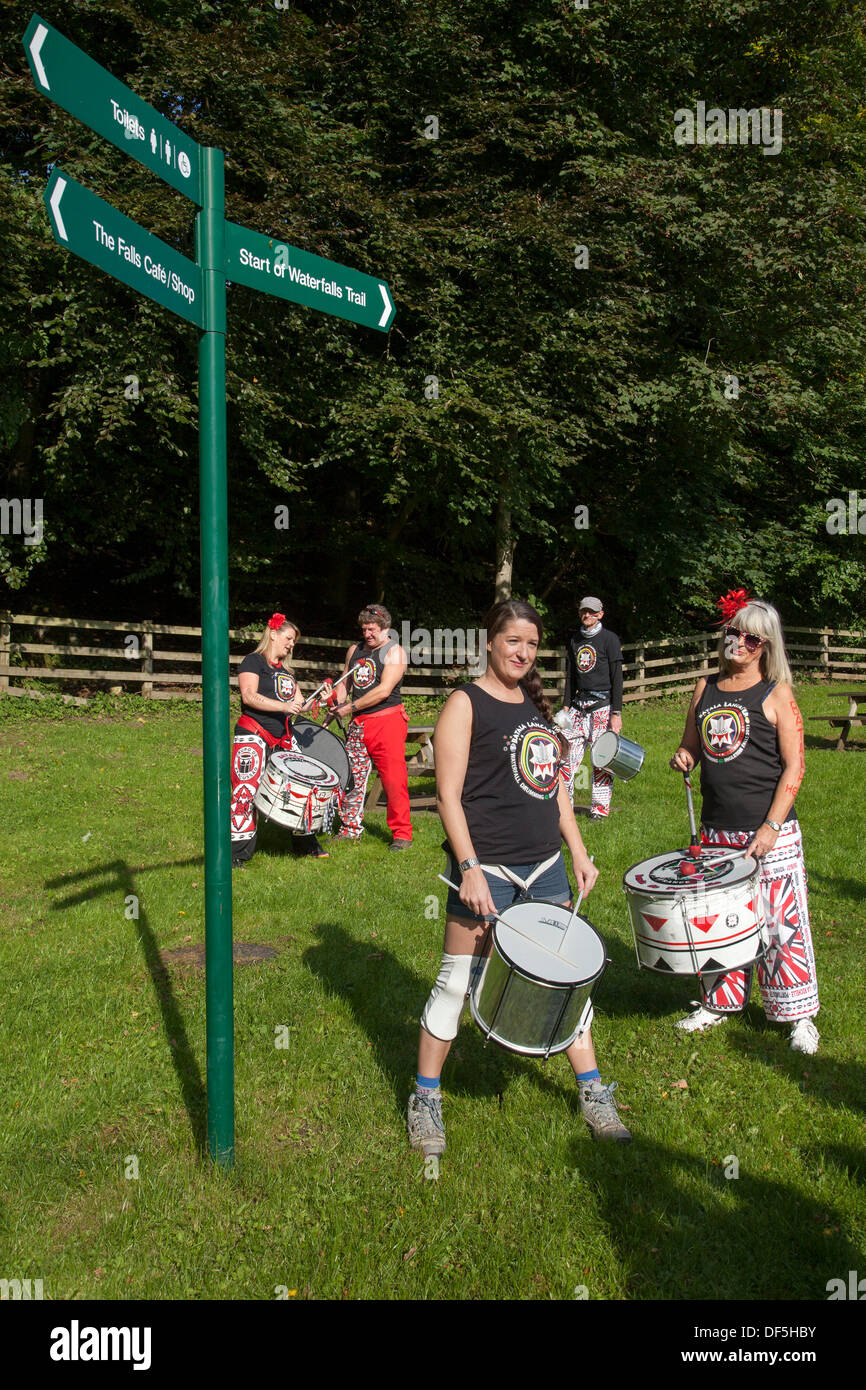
left=408, top=600, right=631, bottom=1158
left=669, top=593, right=820, bottom=1051
left=230, top=613, right=326, bottom=865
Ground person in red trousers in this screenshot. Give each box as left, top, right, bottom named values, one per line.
left=330, top=604, right=413, bottom=850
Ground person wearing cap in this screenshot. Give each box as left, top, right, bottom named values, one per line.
left=560, top=598, right=623, bottom=820
left=330, top=604, right=413, bottom=850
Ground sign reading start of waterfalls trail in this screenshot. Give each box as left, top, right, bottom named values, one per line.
left=225, top=221, right=395, bottom=332
left=24, top=11, right=395, bottom=1171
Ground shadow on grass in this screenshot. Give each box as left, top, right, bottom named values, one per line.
left=570, top=1133, right=861, bottom=1299
left=303, top=923, right=586, bottom=1110
left=46, top=858, right=207, bottom=1155
left=726, top=1029, right=866, bottom=1120
left=805, top=868, right=866, bottom=903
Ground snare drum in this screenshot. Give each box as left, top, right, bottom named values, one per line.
left=470, top=901, right=607, bottom=1058
left=623, top=848, right=764, bottom=976
left=590, top=731, right=645, bottom=780
left=254, top=750, right=340, bottom=832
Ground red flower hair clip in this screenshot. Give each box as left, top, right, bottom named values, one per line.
left=715, top=588, right=749, bottom=625
left=268, top=612, right=287, bottom=630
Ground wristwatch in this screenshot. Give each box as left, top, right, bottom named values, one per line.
left=459, top=857, right=481, bottom=873
left=764, top=820, right=781, bottom=832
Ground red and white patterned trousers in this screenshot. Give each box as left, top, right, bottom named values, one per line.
left=562, top=704, right=613, bottom=816
left=700, top=820, right=819, bottom=1022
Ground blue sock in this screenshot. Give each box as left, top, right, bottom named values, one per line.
left=574, top=1068, right=600, bottom=1085
left=416, top=1073, right=441, bottom=1091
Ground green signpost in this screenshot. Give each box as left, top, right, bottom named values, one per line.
left=44, top=171, right=202, bottom=326
left=225, top=221, right=395, bottom=332
left=24, top=14, right=201, bottom=202
left=24, top=13, right=394, bottom=1170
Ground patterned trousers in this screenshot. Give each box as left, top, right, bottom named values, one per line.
left=230, top=727, right=270, bottom=863
left=700, top=820, right=819, bottom=1022
left=562, top=704, right=613, bottom=816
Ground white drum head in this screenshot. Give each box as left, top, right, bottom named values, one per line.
left=590, top=731, right=619, bottom=770
left=496, top=902, right=605, bottom=984
left=623, top=848, right=757, bottom=894
left=269, top=751, right=339, bottom=788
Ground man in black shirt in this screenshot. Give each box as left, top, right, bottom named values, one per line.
left=561, top=597, right=624, bottom=820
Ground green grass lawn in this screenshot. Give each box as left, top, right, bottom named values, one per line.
left=1, top=684, right=864, bottom=1300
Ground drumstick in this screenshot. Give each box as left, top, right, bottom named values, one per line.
left=436, top=875, right=585, bottom=961
left=556, top=855, right=594, bottom=954
left=682, top=770, right=702, bottom=858
left=300, top=659, right=367, bottom=712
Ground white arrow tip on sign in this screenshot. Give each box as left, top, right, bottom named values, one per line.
left=50, top=177, right=68, bottom=241
left=30, top=23, right=49, bottom=90
left=378, top=283, right=393, bottom=328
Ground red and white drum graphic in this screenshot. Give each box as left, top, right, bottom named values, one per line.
left=254, top=751, right=340, bottom=832
left=622, top=848, right=766, bottom=976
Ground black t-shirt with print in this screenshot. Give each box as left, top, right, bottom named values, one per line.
left=563, top=626, right=623, bottom=710
left=456, top=684, right=564, bottom=861
left=238, top=652, right=297, bottom=740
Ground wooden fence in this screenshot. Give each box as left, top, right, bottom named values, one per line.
left=1, top=612, right=864, bottom=707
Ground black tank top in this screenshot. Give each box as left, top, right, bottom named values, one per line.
left=456, top=684, right=564, bottom=861
left=696, top=675, right=795, bottom=832
left=348, top=640, right=403, bottom=713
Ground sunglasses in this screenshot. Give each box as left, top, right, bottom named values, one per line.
left=725, top=627, right=763, bottom=653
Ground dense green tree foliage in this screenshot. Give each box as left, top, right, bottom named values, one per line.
left=1, top=0, right=864, bottom=639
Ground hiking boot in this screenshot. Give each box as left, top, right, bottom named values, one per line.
left=407, top=1088, right=446, bottom=1156
left=389, top=838, right=412, bottom=851
left=789, top=1018, right=820, bottom=1054
left=578, top=1080, right=632, bottom=1143
left=331, top=830, right=360, bottom=844
left=675, top=1005, right=728, bottom=1033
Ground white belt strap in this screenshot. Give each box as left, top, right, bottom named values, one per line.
left=480, top=851, right=560, bottom=895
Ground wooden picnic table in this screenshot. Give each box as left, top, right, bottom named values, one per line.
left=807, top=691, right=866, bottom=750
left=365, top=725, right=437, bottom=812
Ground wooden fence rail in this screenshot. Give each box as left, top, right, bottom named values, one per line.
left=2, top=613, right=865, bottom=706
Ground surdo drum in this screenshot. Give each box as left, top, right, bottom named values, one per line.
left=254, top=750, right=340, bottom=833
left=590, top=731, right=645, bottom=781
left=470, top=901, right=607, bottom=1059
left=623, top=848, right=765, bottom=977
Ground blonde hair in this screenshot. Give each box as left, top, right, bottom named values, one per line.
left=717, top=601, right=792, bottom=686
left=253, top=618, right=300, bottom=673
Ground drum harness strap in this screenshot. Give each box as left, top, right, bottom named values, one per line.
left=480, top=852, right=562, bottom=899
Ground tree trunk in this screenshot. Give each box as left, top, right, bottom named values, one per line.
left=494, top=492, right=514, bottom=601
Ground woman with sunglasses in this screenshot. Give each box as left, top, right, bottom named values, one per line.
left=669, top=593, right=820, bottom=1052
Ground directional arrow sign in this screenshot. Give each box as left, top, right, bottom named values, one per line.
left=24, top=13, right=201, bottom=202
left=224, top=222, right=395, bottom=332
left=43, top=170, right=202, bottom=327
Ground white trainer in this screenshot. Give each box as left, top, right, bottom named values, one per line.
left=789, top=1018, right=820, bottom=1054
left=675, top=1005, right=728, bottom=1033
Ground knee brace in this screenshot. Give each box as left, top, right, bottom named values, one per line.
left=420, top=952, right=475, bottom=1041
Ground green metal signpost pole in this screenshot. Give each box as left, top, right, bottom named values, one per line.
left=196, top=148, right=233, bottom=1167
left=25, top=11, right=393, bottom=1175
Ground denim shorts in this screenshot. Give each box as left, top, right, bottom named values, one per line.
left=445, top=851, right=571, bottom=919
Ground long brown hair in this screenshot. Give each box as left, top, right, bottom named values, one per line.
left=483, top=600, right=552, bottom=722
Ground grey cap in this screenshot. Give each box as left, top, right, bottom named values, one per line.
left=579, top=596, right=603, bottom=613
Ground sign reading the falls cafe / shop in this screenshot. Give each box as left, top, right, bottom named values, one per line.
left=24, top=13, right=201, bottom=202
left=224, top=221, right=395, bottom=333
left=43, top=171, right=202, bottom=326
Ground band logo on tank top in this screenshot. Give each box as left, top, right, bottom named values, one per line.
left=508, top=720, right=563, bottom=800
left=352, top=657, right=377, bottom=689
left=275, top=672, right=296, bottom=701
left=699, top=704, right=750, bottom=762
left=576, top=645, right=597, bottom=672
